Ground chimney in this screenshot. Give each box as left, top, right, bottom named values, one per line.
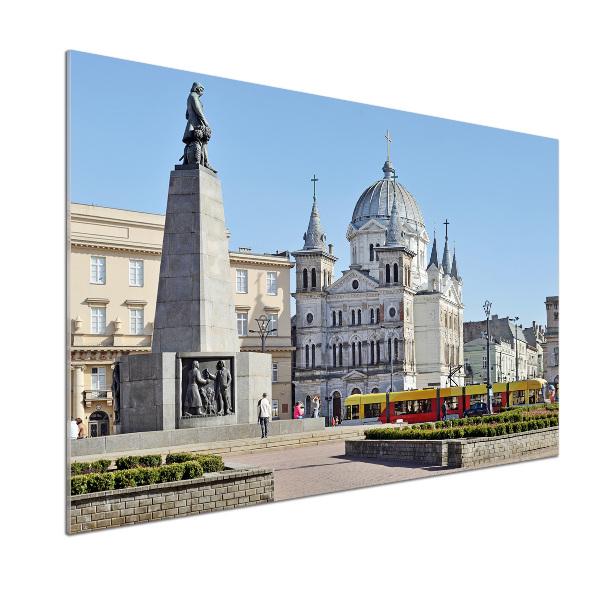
left=328, top=244, right=334, bottom=254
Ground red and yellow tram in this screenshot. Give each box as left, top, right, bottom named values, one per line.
left=342, top=379, right=549, bottom=424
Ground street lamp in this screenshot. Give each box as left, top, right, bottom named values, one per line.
left=249, top=315, right=277, bottom=353
left=510, top=316, right=519, bottom=382
left=483, top=300, right=492, bottom=415
left=380, top=324, right=402, bottom=423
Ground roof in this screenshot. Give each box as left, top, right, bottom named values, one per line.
left=351, top=160, right=424, bottom=228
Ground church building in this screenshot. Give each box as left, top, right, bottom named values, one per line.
left=292, top=153, right=465, bottom=421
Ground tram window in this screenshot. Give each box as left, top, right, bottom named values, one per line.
left=528, top=389, right=536, bottom=403
left=493, top=393, right=503, bottom=407
left=342, top=406, right=352, bottom=420
left=395, top=399, right=431, bottom=415
left=470, top=394, right=485, bottom=404
left=351, top=405, right=359, bottom=419
left=446, top=397, right=458, bottom=410
left=364, top=403, right=381, bottom=418
left=514, top=390, right=525, bottom=404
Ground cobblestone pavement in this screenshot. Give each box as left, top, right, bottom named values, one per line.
left=227, top=442, right=558, bottom=502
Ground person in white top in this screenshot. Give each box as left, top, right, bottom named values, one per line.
left=70, top=417, right=79, bottom=440
left=257, top=393, right=272, bottom=439
left=312, top=396, right=321, bottom=418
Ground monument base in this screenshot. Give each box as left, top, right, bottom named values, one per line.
left=117, top=351, right=271, bottom=435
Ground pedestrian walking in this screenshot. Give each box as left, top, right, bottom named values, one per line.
left=70, top=417, right=79, bottom=440
left=312, top=395, right=321, bottom=418
left=76, top=417, right=88, bottom=439
left=441, top=400, right=448, bottom=421
left=257, top=393, right=271, bottom=438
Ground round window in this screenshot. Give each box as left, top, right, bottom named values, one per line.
left=389, top=307, right=396, bottom=318
left=306, top=313, right=314, bottom=324
left=352, top=280, right=359, bottom=290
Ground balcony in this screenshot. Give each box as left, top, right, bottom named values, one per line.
left=83, top=389, right=113, bottom=408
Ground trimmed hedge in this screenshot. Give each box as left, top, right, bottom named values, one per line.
left=365, top=416, right=557, bottom=440
left=114, top=454, right=162, bottom=470
left=71, top=460, right=206, bottom=495
left=165, top=452, right=225, bottom=473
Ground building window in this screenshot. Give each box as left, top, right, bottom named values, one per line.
left=393, top=263, right=399, bottom=283
left=394, top=338, right=399, bottom=360
left=370, top=340, right=375, bottom=365
left=237, top=313, right=248, bottom=336
left=91, top=366, right=106, bottom=393
left=377, top=308, right=380, bottom=323
left=311, top=268, right=317, bottom=288
left=332, top=311, right=336, bottom=326
left=236, top=270, right=248, bottom=293
left=130, top=309, right=143, bottom=334
left=369, top=243, right=374, bottom=262
left=352, top=342, right=356, bottom=366
left=389, top=307, right=396, bottom=318
left=482, top=356, right=487, bottom=369
left=377, top=340, right=381, bottom=364
left=338, top=310, right=342, bottom=326
left=305, top=345, right=310, bottom=368
left=333, top=345, right=337, bottom=367
left=338, top=343, right=343, bottom=366
left=306, top=313, right=314, bottom=325
left=267, top=272, right=277, bottom=295
left=358, top=341, right=362, bottom=366
left=267, top=314, right=278, bottom=336
left=272, top=363, right=278, bottom=382
left=302, top=269, right=308, bottom=289
left=553, top=347, right=559, bottom=366
left=351, top=310, right=356, bottom=325
left=386, top=264, right=391, bottom=283
left=90, top=256, right=106, bottom=285
left=370, top=309, right=375, bottom=324
left=129, top=260, right=143, bottom=287
left=311, top=344, right=316, bottom=368
left=357, top=309, right=362, bottom=325
left=91, top=307, right=106, bottom=334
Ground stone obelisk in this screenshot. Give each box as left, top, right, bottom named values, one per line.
left=151, top=164, right=240, bottom=354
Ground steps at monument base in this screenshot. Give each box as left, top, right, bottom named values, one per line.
left=70, top=423, right=406, bottom=464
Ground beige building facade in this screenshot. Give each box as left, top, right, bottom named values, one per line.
left=70, top=203, right=294, bottom=436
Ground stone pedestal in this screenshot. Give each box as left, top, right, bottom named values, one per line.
left=152, top=164, right=240, bottom=354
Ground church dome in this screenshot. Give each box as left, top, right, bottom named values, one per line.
left=351, top=160, right=425, bottom=228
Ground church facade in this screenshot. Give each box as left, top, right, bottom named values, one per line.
left=292, top=158, right=465, bottom=421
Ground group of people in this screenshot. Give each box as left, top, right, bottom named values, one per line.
left=70, top=417, right=87, bottom=439
left=293, top=395, right=322, bottom=420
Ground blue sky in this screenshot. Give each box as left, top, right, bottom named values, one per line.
left=69, top=51, right=558, bottom=327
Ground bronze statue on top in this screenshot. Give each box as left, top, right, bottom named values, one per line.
left=181, top=82, right=217, bottom=172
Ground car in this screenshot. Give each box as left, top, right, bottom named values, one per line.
left=463, top=402, right=489, bottom=418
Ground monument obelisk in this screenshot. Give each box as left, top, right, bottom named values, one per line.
left=117, top=83, right=270, bottom=435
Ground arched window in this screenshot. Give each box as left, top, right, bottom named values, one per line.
left=338, top=310, right=342, bottom=325
left=370, top=340, right=375, bottom=365
left=370, top=309, right=374, bottom=324
left=351, top=388, right=361, bottom=396
left=338, top=343, right=343, bottom=366
left=407, top=268, right=410, bottom=286
left=311, top=268, right=317, bottom=288
left=332, top=311, right=336, bottom=327
left=386, top=264, right=391, bottom=283
left=351, top=310, right=356, bottom=325
left=333, top=345, right=337, bottom=367
left=302, top=269, right=308, bottom=289
left=352, top=342, right=356, bottom=366
left=357, top=309, right=362, bottom=325
left=376, top=340, right=381, bottom=363
left=305, top=345, right=309, bottom=368
left=358, top=341, right=362, bottom=366
left=393, top=263, right=399, bottom=283
left=369, top=243, right=374, bottom=262
left=311, top=344, right=316, bottom=368
left=376, top=308, right=380, bottom=323
left=388, top=338, right=392, bottom=361
left=394, top=338, right=399, bottom=360
left=371, top=387, right=379, bottom=394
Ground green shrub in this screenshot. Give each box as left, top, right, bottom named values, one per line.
left=165, top=452, right=196, bottom=464
left=454, top=427, right=465, bottom=438
left=71, top=461, right=90, bottom=475
left=71, top=475, right=88, bottom=495
left=115, top=456, right=140, bottom=470
left=136, top=467, right=161, bottom=485
left=434, top=421, right=443, bottom=429
left=183, top=461, right=204, bottom=480
left=113, top=469, right=139, bottom=489
left=158, top=463, right=185, bottom=483
left=138, top=455, right=162, bottom=468
left=194, top=455, right=225, bottom=473
left=86, top=473, right=115, bottom=493
left=91, top=459, right=111, bottom=473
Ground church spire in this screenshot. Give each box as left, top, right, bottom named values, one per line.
left=441, top=219, right=452, bottom=274
left=385, top=195, right=403, bottom=246
left=451, top=244, right=460, bottom=280
left=427, top=231, right=440, bottom=269
left=302, top=175, right=327, bottom=250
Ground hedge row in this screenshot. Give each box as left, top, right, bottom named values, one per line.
left=365, top=416, right=558, bottom=440
left=165, top=452, right=225, bottom=473
left=432, top=408, right=558, bottom=429
left=71, top=460, right=205, bottom=495
left=71, top=459, right=111, bottom=475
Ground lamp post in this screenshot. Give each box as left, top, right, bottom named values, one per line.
left=483, top=300, right=492, bottom=414
left=249, top=315, right=276, bottom=353
left=381, top=324, right=402, bottom=423
left=510, top=316, right=520, bottom=382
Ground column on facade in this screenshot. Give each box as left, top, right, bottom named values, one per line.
left=72, top=365, right=86, bottom=421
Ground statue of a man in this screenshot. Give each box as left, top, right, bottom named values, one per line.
left=209, top=360, right=232, bottom=415
left=182, top=82, right=217, bottom=172
left=183, top=361, right=210, bottom=416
